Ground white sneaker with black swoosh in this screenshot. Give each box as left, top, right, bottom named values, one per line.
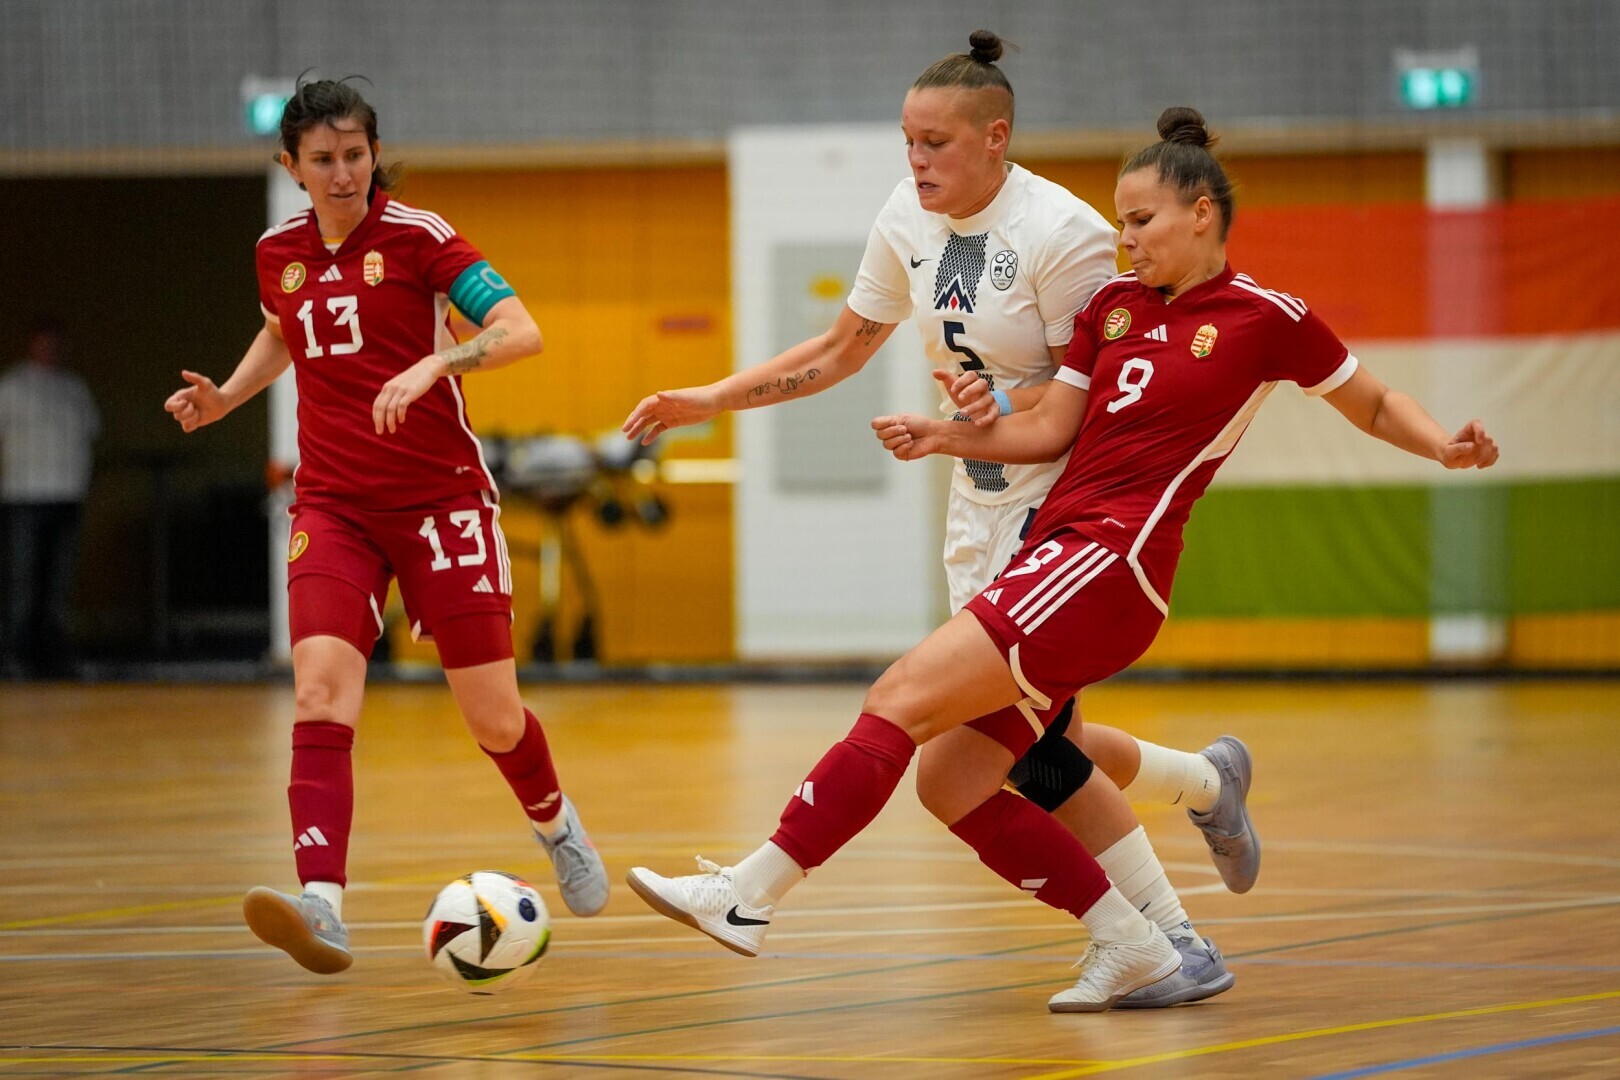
left=625, top=857, right=773, bottom=956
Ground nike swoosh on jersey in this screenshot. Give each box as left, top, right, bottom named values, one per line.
left=725, top=906, right=770, bottom=926
left=910, top=256, right=930, bottom=268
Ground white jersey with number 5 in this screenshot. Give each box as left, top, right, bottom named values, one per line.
left=846, top=163, right=1118, bottom=509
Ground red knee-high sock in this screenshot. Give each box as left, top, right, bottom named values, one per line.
left=949, top=789, right=1111, bottom=919
left=482, top=708, right=563, bottom=825
left=769, top=713, right=916, bottom=870
left=289, top=721, right=355, bottom=888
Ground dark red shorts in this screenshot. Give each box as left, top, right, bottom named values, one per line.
left=964, top=529, right=1164, bottom=755
left=286, top=491, right=513, bottom=650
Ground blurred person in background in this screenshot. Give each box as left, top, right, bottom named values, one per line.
left=0, top=314, right=100, bottom=680
left=165, top=77, right=608, bottom=975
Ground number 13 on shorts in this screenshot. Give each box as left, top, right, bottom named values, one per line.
left=419, top=511, right=488, bottom=571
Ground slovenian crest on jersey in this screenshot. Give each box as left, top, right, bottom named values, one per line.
left=933, top=232, right=988, bottom=313
left=989, top=249, right=1019, bottom=291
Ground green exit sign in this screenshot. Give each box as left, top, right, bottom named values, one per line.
left=245, top=94, right=290, bottom=136
left=241, top=76, right=296, bottom=137
left=1395, top=47, right=1479, bottom=111
left=1401, top=67, right=1474, bottom=109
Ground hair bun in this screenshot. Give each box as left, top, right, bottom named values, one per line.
left=1157, top=105, right=1211, bottom=148
left=968, top=29, right=1004, bottom=64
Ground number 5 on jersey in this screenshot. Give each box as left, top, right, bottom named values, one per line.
left=296, top=295, right=364, bottom=358
left=943, top=320, right=1009, bottom=494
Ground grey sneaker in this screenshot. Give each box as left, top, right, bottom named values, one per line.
left=1188, top=735, right=1261, bottom=893
left=537, top=796, right=610, bottom=916
left=1114, top=935, right=1235, bottom=1008
left=242, top=887, right=352, bottom=974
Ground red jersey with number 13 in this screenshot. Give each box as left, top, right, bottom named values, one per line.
left=1034, top=264, right=1357, bottom=614
left=255, top=191, right=496, bottom=511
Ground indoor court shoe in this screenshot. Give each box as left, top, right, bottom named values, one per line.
left=625, top=857, right=773, bottom=956
left=537, top=796, right=611, bottom=917
left=1048, top=925, right=1181, bottom=1013
left=242, top=887, right=352, bottom=974
left=1113, top=934, right=1236, bottom=1008
left=1188, top=735, right=1261, bottom=893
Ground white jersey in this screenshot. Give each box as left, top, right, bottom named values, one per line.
left=847, top=163, right=1118, bottom=507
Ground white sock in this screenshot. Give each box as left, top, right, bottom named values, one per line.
left=730, top=841, right=804, bottom=910
left=531, top=799, right=568, bottom=840
left=1080, top=885, right=1155, bottom=945
left=304, top=880, right=343, bottom=918
left=1096, top=826, right=1196, bottom=940
left=1123, top=740, right=1221, bottom=813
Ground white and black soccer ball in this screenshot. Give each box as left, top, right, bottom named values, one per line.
left=424, top=871, right=551, bottom=994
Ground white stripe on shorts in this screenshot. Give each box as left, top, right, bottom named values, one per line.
left=1015, top=545, right=1112, bottom=630
left=1023, top=552, right=1120, bottom=634
left=1006, top=542, right=1098, bottom=621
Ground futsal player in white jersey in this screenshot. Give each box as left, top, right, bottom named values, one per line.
left=625, top=32, right=1247, bottom=1006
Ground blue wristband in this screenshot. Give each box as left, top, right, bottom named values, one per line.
left=991, top=389, right=1013, bottom=416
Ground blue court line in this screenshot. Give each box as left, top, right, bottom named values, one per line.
left=1311, top=1024, right=1620, bottom=1079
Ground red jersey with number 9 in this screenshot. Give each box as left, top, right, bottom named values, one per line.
left=1035, top=264, right=1357, bottom=614
left=255, top=191, right=496, bottom=511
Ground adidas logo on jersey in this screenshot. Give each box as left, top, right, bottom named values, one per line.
left=794, top=781, right=815, bottom=806
left=472, top=575, right=495, bottom=594
left=318, top=265, right=343, bottom=283
left=983, top=588, right=1003, bottom=605
left=1144, top=324, right=1168, bottom=342
left=293, top=826, right=330, bottom=850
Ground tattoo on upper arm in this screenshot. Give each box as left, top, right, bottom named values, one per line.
left=746, top=368, right=821, bottom=404
left=856, top=319, right=883, bottom=346
left=441, top=326, right=508, bottom=375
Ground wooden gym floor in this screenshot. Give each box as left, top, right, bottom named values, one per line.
left=1, top=679, right=1617, bottom=1078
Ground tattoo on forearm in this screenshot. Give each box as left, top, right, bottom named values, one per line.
left=856, top=319, right=883, bottom=346
left=441, top=326, right=509, bottom=375
left=746, top=367, right=821, bottom=404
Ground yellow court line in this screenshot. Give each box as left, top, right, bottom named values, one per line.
left=1018, top=987, right=1620, bottom=1079
left=0, top=1056, right=363, bottom=1065
left=0, top=895, right=241, bottom=930
left=503, top=1055, right=1106, bottom=1066
left=0, top=870, right=460, bottom=930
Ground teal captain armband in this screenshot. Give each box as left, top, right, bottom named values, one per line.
left=448, top=260, right=517, bottom=324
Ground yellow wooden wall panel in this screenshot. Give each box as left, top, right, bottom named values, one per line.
left=1139, top=617, right=1430, bottom=668
left=383, top=167, right=735, bottom=663
left=1505, top=147, right=1620, bottom=199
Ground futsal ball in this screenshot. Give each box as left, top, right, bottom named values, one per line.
left=424, top=871, right=550, bottom=994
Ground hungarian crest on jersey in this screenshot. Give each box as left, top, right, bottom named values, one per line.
left=1191, top=323, right=1219, bottom=359
left=363, top=250, right=385, bottom=286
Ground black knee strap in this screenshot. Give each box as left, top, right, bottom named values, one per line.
left=1008, top=699, right=1094, bottom=812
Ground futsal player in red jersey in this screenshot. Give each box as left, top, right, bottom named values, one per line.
left=628, top=106, right=1497, bottom=1013
left=165, top=79, right=609, bottom=974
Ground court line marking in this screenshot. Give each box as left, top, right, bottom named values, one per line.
left=464, top=899, right=1620, bottom=1062
left=0, top=1046, right=832, bottom=1080
left=256, top=934, right=1089, bottom=1052
left=9, top=891, right=1618, bottom=961
left=57, top=858, right=1617, bottom=1063
left=1308, top=1022, right=1620, bottom=1079
left=1016, top=989, right=1620, bottom=1079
